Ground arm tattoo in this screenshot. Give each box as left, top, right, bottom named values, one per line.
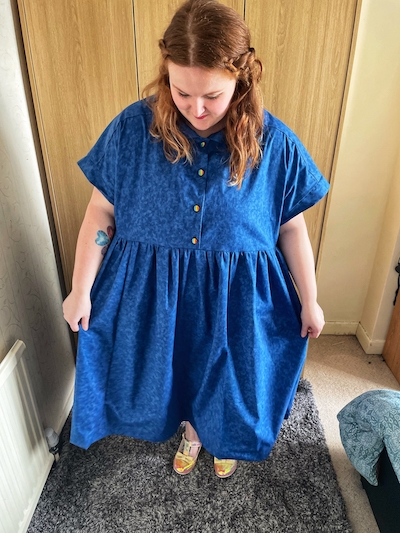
left=95, top=226, right=115, bottom=255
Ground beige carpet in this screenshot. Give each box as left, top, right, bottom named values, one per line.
left=304, top=334, right=400, bottom=533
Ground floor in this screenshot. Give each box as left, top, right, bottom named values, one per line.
left=304, top=335, right=400, bottom=533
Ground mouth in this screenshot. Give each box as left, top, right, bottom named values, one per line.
left=194, top=115, right=208, bottom=120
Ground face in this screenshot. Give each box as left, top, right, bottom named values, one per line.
left=168, top=62, right=237, bottom=137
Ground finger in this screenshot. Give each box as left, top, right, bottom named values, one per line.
left=81, top=316, right=90, bottom=331
left=301, top=325, right=309, bottom=338
left=70, top=321, right=80, bottom=333
left=309, top=327, right=322, bottom=339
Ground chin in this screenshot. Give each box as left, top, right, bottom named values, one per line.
left=190, top=117, right=212, bottom=127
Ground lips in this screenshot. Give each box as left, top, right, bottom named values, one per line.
left=195, top=115, right=208, bottom=120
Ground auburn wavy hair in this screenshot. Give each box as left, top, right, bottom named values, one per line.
left=143, top=0, right=264, bottom=188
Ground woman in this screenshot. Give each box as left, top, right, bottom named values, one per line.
left=63, top=0, right=328, bottom=478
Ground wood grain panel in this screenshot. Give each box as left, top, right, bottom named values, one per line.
left=246, top=0, right=358, bottom=256
left=134, top=0, right=245, bottom=95
left=383, top=296, right=400, bottom=385
left=17, top=0, right=358, bottom=294
left=18, top=0, right=138, bottom=292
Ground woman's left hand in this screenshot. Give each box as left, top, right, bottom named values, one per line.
left=300, top=301, right=325, bottom=338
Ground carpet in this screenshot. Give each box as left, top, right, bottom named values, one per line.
left=28, top=379, right=353, bottom=532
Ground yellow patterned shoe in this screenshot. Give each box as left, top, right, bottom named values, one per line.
left=214, top=457, right=238, bottom=478
left=173, top=433, right=202, bottom=475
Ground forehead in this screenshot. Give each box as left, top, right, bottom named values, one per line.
left=168, top=62, right=236, bottom=93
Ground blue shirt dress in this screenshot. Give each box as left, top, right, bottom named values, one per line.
left=70, top=99, right=329, bottom=461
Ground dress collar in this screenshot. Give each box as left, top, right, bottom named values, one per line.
left=178, top=121, right=227, bottom=148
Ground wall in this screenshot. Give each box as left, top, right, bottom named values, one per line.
left=318, top=0, right=400, bottom=353
left=358, top=152, right=400, bottom=352
left=0, top=0, right=75, bottom=431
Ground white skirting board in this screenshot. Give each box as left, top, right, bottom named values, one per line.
left=356, top=323, right=386, bottom=355
left=0, top=341, right=52, bottom=533
left=322, top=321, right=386, bottom=355
left=322, top=321, right=359, bottom=335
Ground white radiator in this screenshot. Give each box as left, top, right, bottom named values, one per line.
left=0, top=340, right=52, bottom=533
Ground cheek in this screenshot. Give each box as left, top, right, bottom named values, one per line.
left=214, top=97, right=232, bottom=116
left=170, top=91, right=184, bottom=111
left=170, top=93, right=179, bottom=109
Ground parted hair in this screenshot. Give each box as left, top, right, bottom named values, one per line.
left=143, top=0, right=264, bottom=188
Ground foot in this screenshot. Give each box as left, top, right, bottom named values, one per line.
left=185, top=421, right=200, bottom=442
left=173, top=433, right=202, bottom=475
left=214, top=457, right=238, bottom=478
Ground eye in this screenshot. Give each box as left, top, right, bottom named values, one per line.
left=206, top=95, right=219, bottom=100
left=178, top=92, right=189, bottom=98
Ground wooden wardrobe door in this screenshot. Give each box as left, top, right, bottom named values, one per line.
left=246, top=0, right=358, bottom=257
left=18, top=0, right=138, bottom=292
left=134, top=0, right=245, bottom=95
left=383, top=295, right=400, bottom=385
left=18, top=0, right=358, bottom=292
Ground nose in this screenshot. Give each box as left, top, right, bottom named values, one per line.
left=192, top=98, right=205, bottom=117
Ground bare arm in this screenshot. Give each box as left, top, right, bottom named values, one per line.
left=278, top=213, right=325, bottom=338
left=62, top=187, right=115, bottom=332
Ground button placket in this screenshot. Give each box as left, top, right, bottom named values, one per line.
left=190, top=143, right=208, bottom=247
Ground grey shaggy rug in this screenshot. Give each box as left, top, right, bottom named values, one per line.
left=28, top=379, right=353, bottom=533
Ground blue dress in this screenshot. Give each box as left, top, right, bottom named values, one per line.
left=71, top=99, right=329, bottom=461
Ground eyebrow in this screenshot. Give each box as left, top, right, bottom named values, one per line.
left=172, top=84, right=222, bottom=97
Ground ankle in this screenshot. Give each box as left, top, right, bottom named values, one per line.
left=185, top=422, right=200, bottom=443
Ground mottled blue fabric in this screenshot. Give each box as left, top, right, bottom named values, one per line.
left=338, top=390, right=400, bottom=485
left=71, top=99, right=329, bottom=461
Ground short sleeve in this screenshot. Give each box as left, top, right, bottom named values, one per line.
left=280, top=137, right=329, bottom=225
left=77, top=116, right=121, bottom=205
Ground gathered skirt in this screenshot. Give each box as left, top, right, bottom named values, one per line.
left=71, top=237, right=308, bottom=461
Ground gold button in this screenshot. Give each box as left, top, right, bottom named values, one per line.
left=198, top=169, right=205, bottom=177
left=191, top=237, right=198, bottom=245
left=200, top=141, right=206, bottom=148
left=193, top=204, right=201, bottom=212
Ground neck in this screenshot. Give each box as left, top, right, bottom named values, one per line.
left=183, top=116, right=227, bottom=138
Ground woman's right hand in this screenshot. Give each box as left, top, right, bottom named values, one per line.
left=62, top=290, right=92, bottom=332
